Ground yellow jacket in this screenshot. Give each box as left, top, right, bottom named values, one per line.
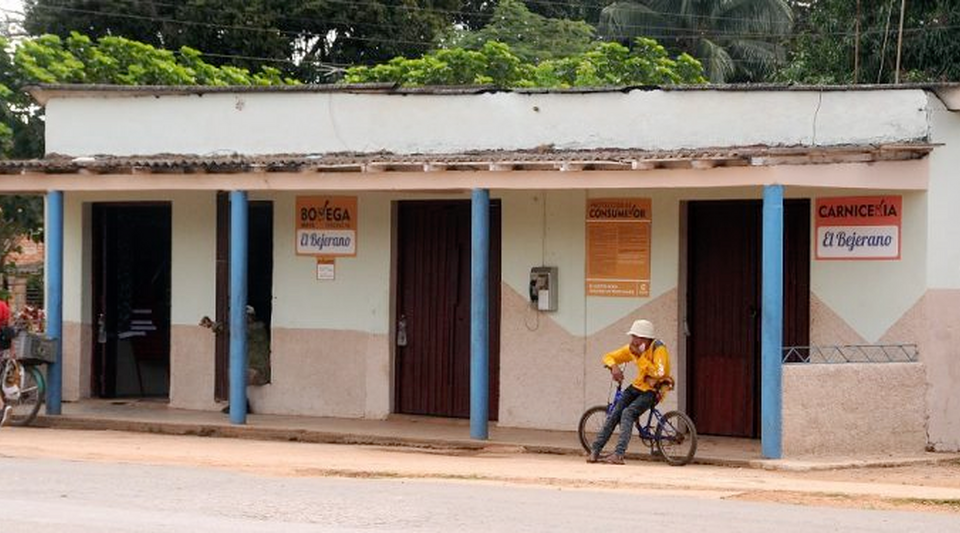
left=602, top=339, right=671, bottom=393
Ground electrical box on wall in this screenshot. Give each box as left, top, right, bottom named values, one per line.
left=529, top=266, right=558, bottom=312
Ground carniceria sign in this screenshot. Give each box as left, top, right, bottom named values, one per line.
left=295, top=196, right=358, bottom=256
left=815, top=196, right=901, bottom=260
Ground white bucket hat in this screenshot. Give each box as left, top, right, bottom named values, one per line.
left=626, top=319, right=655, bottom=339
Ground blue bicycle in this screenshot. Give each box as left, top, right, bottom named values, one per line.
left=578, top=377, right=698, bottom=466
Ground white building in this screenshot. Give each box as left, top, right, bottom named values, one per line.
left=3, top=83, right=959, bottom=457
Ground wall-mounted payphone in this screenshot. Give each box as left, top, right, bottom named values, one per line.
left=529, top=266, right=558, bottom=312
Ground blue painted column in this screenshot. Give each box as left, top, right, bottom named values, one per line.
left=470, top=189, right=490, bottom=440
left=229, top=191, right=249, bottom=424
left=761, top=184, right=784, bottom=459
left=45, top=191, right=64, bottom=415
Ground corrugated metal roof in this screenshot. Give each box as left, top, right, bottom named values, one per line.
left=0, top=144, right=934, bottom=176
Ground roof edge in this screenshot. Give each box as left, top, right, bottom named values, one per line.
left=24, top=82, right=960, bottom=105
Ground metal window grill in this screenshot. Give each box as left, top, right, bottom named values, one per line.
left=782, top=344, right=919, bottom=364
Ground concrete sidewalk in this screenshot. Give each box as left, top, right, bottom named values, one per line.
left=34, top=399, right=957, bottom=472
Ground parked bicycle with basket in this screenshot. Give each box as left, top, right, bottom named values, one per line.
left=579, top=319, right=697, bottom=466
left=0, top=305, right=52, bottom=427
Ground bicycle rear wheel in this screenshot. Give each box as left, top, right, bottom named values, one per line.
left=8, top=364, right=45, bottom=427
left=577, top=405, right=614, bottom=454
left=655, top=410, right=697, bottom=466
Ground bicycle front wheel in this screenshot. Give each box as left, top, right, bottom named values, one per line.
left=9, top=365, right=45, bottom=427
left=578, top=405, right=614, bottom=454
left=655, top=410, right=697, bottom=466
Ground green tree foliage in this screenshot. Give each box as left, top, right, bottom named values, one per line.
left=0, top=196, right=44, bottom=301
left=1, top=31, right=295, bottom=161
left=1, top=32, right=295, bottom=280
left=1, top=36, right=44, bottom=160
left=22, top=0, right=484, bottom=82
left=0, top=59, right=13, bottom=156
left=597, top=0, right=794, bottom=83
left=778, top=0, right=960, bottom=84
left=440, top=0, right=596, bottom=63
left=344, top=38, right=705, bottom=88
left=13, top=32, right=293, bottom=86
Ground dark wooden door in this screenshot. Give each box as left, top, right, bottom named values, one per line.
left=687, top=201, right=761, bottom=437
left=92, top=204, right=171, bottom=398
left=686, top=200, right=809, bottom=438
left=395, top=201, right=501, bottom=419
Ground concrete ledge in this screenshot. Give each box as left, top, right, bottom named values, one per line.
left=783, top=362, right=927, bottom=456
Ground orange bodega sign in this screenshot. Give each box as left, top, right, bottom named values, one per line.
left=295, top=196, right=358, bottom=256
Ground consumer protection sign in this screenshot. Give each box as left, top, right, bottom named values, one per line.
left=815, top=196, right=901, bottom=260
left=585, top=198, right=652, bottom=297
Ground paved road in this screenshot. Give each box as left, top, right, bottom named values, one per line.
left=3, top=456, right=960, bottom=533
left=4, top=428, right=960, bottom=501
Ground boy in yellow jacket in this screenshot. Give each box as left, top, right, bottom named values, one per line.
left=587, top=319, right=671, bottom=465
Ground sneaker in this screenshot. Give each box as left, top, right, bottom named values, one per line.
left=601, top=453, right=625, bottom=465
left=1, top=405, right=12, bottom=427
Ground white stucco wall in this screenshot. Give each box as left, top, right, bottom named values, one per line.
left=809, top=190, right=927, bottom=343
left=922, top=95, right=960, bottom=450
left=499, top=190, right=588, bottom=430
left=926, top=96, right=960, bottom=290
left=43, top=89, right=930, bottom=157
left=253, top=192, right=395, bottom=418
left=270, top=193, right=392, bottom=333
left=783, top=362, right=927, bottom=456
left=168, top=193, right=217, bottom=409
left=56, top=194, right=90, bottom=400
left=170, top=194, right=217, bottom=326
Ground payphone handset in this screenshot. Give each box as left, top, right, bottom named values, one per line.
left=529, top=267, right=558, bottom=312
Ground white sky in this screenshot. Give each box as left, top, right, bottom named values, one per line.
left=0, top=0, right=22, bottom=15
left=0, top=0, right=23, bottom=23
left=1, top=0, right=24, bottom=36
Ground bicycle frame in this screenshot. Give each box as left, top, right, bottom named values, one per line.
left=579, top=368, right=697, bottom=465
left=606, top=384, right=669, bottom=442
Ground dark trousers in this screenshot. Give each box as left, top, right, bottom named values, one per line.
left=591, top=385, right=657, bottom=456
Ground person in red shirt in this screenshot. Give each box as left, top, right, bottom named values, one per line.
left=0, top=299, right=12, bottom=426
left=0, top=299, right=10, bottom=328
